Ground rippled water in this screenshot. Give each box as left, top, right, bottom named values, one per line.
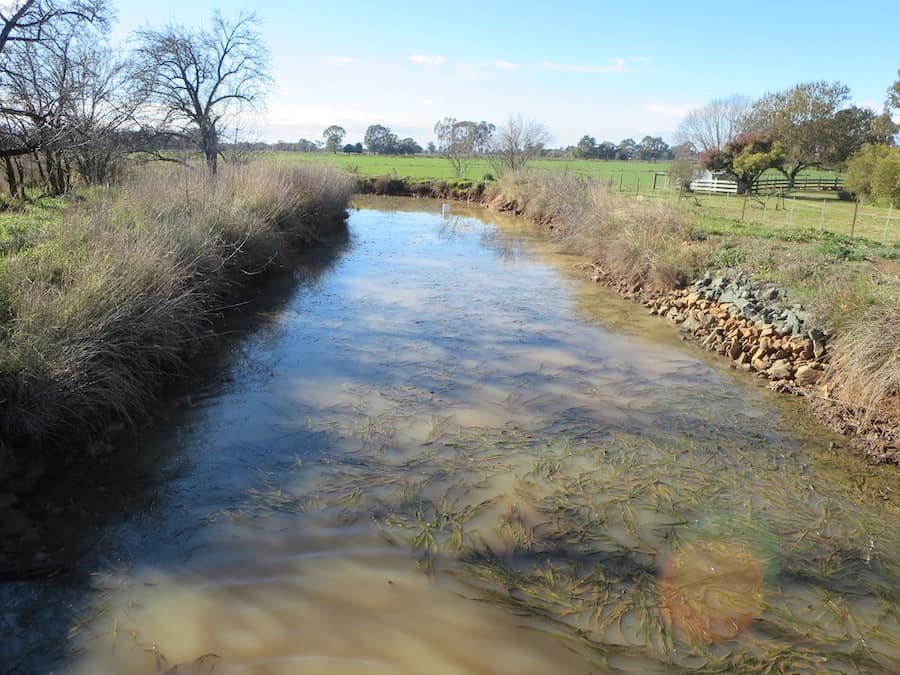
left=4, top=197, right=899, bottom=674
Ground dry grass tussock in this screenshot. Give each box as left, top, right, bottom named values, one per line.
left=0, top=162, right=351, bottom=457
left=487, top=172, right=900, bottom=443
left=487, top=172, right=707, bottom=290
left=823, top=286, right=900, bottom=424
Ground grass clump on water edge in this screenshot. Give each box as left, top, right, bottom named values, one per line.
left=0, top=162, right=352, bottom=461
left=486, top=172, right=900, bottom=455
left=486, top=172, right=711, bottom=290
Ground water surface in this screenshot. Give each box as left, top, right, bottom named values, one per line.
left=4, top=197, right=899, bottom=674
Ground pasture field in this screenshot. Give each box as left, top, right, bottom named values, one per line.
left=272, top=151, right=840, bottom=185
left=275, top=152, right=898, bottom=244
left=652, top=190, right=899, bottom=247
left=272, top=152, right=672, bottom=182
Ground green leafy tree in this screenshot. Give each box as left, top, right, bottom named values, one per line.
left=701, top=131, right=784, bottom=193
left=825, top=107, right=897, bottom=164
left=845, top=145, right=900, bottom=207
left=322, top=125, right=345, bottom=153
left=596, top=141, right=617, bottom=160
left=888, top=70, right=900, bottom=111
left=638, top=135, right=670, bottom=161
left=363, top=123, right=397, bottom=154
left=615, top=138, right=638, bottom=160
left=574, top=134, right=597, bottom=159
left=746, top=81, right=861, bottom=186
left=395, top=137, right=422, bottom=155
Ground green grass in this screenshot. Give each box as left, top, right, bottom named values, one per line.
left=666, top=191, right=899, bottom=247
left=273, top=152, right=899, bottom=245
left=272, top=151, right=840, bottom=184
left=271, top=152, right=673, bottom=182
left=0, top=195, right=68, bottom=256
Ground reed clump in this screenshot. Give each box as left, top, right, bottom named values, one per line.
left=486, top=172, right=707, bottom=290
left=0, top=162, right=351, bottom=459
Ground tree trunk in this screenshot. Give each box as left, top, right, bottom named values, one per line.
left=4, top=157, right=19, bottom=198
left=202, top=123, right=219, bottom=175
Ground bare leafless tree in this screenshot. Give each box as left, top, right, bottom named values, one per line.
left=0, top=2, right=133, bottom=194
left=134, top=11, right=271, bottom=175
left=490, top=114, right=550, bottom=175
left=0, top=1, right=106, bottom=158
left=66, top=42, right=145, bottom=185
left=674, top=95, right=750, bottom=154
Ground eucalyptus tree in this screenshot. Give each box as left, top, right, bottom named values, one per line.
left=889, top=70, right=900, bottom=112
left=135, top=11, right=271, bottom=174
left=434, top=117, right=494, bottom=176
left=364, top=124, right=398, bottom=154
left=323, top=125, right=346, bottom=153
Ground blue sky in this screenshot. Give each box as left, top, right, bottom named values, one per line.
left=111, top=0, right=900, bottom=146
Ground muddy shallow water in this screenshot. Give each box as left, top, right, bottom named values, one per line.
left=3, top=197, right=899, bottom=674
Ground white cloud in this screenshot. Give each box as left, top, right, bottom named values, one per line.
left=409, top=53, right=446, bottom=68
left=485, top=60, right=521, bottom=71
left=536, top=58, right=627, bottom=74
left=419, top=98, right=439, bottom=106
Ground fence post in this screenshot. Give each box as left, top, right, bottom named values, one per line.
left=850, top=198, right=859, bottom=238
left=636, top=178, right=640, bottom=195
left=819, top=199, right=826, bottom=231
left=740, top=192, right=748, bottom=222
left=618, top=173, right=624, bottom=192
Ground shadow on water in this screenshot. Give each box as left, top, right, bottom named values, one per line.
left=3, top=199, right=899, bottom=674
left=0, top=228, right=351, bottom=674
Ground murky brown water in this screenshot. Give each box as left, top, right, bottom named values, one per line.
left=3, top=197, right=899, bottom=674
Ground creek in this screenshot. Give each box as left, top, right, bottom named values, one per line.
left=3, top=197, right=898, bottom=674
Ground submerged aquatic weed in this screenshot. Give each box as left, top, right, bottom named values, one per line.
left=228, top=358, right=900, bottom=672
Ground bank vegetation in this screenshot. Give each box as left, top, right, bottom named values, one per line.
left=484, top=172, right=900, bottom=461
left=0, top=162, right=351, bottom=463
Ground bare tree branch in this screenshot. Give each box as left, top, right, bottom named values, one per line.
left=134, top=11, right=271, bottom=174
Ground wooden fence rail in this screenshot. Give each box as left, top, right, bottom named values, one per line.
left=754, top=176, right=844, bottom=192
left=689, top=178, right=738, bottom=194
left=691, top=176, right=845, bottom=195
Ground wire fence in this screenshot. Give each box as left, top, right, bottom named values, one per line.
left=537, top=167, right=899, bottom=247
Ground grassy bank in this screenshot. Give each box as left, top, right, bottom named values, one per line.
left=484, top=173, right=900, bottom=460
left=0, top=162, right=352, bottom=461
